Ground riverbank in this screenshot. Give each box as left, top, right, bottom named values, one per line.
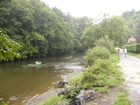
left=39, top=54, right=126, bottom=105
left=25, top=53, right=140, bottom=105
left=23, top=69, right=84, bottom=105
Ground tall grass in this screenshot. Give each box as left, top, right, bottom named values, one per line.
left=40, top=95, right=64, bottom=105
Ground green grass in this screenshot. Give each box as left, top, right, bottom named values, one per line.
left=112, top=93, right=131, bottom=105
left=93, top=87, right=109, bottom=93
left=82, top=57, right=123, bottom=88
left=109, top=54, right=120, bottom=64
left=40, top=95, right=64, bottom=105
left=69, top=73, right=83, bottom=87
left=112, top=88, right=131, bottom=105
left=128, top=52, right=140, bottom=58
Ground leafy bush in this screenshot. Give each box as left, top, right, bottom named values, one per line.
left=69, top=87, right=81, bottom=99
left=95, top=36, right=115, bottom=53
left=125, top=43, right=140, bottom=53
left=84, top=46, right=110, bottom=66
left=69, top=73, right=83, bottom=87
left=81, top=59, right=123, bottom=88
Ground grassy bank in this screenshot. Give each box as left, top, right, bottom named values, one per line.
left=128, top=52, right=140, bottom=58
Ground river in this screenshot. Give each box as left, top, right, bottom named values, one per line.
left=0, top=53, right=85, bottom=105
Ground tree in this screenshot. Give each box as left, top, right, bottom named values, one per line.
left=95, top=35, right=115, bottom=53
left=0, top=0, right=74, bottom=58
left=0, top=30, right=22, bottom=61
left=81, top=16, right=126, bottom=48
left=122, top=9, right=140, bottom=39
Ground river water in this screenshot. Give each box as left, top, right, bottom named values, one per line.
left=0, top=53, right=85, bottom=105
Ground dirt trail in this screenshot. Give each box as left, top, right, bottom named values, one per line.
left=118, top=52, right=140, bottom=105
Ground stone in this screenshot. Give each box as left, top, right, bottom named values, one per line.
left=58, top=81, right=68, bottom=88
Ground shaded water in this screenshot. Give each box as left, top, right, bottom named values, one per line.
left=0, top=53, right=85, bottom=105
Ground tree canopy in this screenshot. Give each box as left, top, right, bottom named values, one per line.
left=0, top=0, right=90, bottom=61
left=122, top=9, right=140, bottom=39
left=0, top=0, right=137, bottom=62
left=0, top=29, right=22, bottom=61
left=81, top=16, right=126, bottom=48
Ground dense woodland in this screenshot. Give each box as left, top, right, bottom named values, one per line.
left=0, top=0, right=140, bottom=62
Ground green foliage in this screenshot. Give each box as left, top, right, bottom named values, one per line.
left=69, top=87, right=81, bottom=99
left=53, top=8, right=92, bottom=52
left=81, top=26, right=95, bottom=48
left=66, top=55, right=123, bottom=95
left=93, top=87, right=109, bottom=93
left=95, top=36, right=116, bottom=53
left=112, top=93, right=131, bottom=105
left=82, top=16, right=126, bottom=48
left=1, top=0, right=82, bottom=58
left=128, top=52, right=140, bottom=58
left=0, top=30, right=22, bottom=61
left=40, top=95, right=64, bottom=105
left=125, top=43, right=140, bottom=53
left=0, top=0, right=93, bottom=58
left=0, top=102, right=7, bottom=105
left=69, top=73, right=83, bottom=87
left=82, top=59, right=123, bottom=88
left=122, top=9, right=140, bottom=38
left=109, top=54, right=120, bottom=65
left=84, top=46, right=110, bottom=66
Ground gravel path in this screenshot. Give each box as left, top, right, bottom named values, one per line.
left=118, top=53, right=140, bottom=105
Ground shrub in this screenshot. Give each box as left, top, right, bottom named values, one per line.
left=95, top=35, right=115, bottom=53
left=125, top=43, right=140, bottom=53
left=84, top=46, right=110, bottom=66
left=69, top=73, right=83, bottom=87
left=81, top=59, right=123, bottom=88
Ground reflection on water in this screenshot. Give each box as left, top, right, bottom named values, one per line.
left=0, top=53, right=85, bottom=105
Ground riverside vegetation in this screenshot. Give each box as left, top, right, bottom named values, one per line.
left=40, top=46, right=131, bottom=105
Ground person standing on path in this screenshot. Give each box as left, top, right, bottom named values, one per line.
left=118, top=48, right=120, bottom=60
left=124, top=48, right=127, bottom=58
